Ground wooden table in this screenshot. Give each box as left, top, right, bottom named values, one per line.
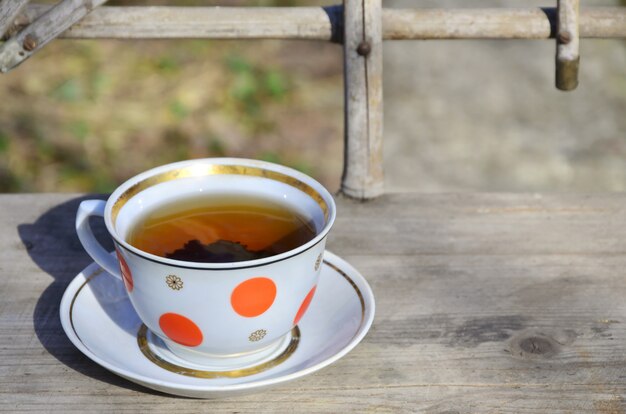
left=2, top=193, right=626, bottom=412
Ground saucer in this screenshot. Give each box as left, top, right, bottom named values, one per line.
left=59, top=251, right=375, bottom=398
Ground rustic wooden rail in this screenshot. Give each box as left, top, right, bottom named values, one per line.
left=1, top=3, right=625, bottom=199
left=5, top=5, right=626, bottom=40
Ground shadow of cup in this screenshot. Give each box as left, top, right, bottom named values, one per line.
left=18, top=194, right=165, bottom=395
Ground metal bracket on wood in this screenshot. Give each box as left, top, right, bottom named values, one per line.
left=341, top=0, right=384, bottom=200
left=0, top=0, right=108, bottom=73
left=556, top=0, right=580, bottom=91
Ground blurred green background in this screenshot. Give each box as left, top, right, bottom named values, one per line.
left=0, top=0, right=344, bottom=193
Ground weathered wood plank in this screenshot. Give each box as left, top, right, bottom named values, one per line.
left=3, top=193, right=626, bottom=411
left=341, top=0, right=384, bottom=199
left=0, top=0, right=29, bottom=39
left=7, top=5, right=626, bottom=41
left=0, top=0, right=108, bottom=73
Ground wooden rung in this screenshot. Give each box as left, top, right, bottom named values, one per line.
left=16, top=4, right=339, bottom=41
left=384, top=7, right=625, bottom=40
left=556, top=0, right=580, bottom=91
left=4, top=5, right=626, bottom=41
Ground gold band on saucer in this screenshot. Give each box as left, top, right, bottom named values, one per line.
left=136, top=325, right=300, bottom=379
left=68, top=267, right=105, bottom=343
left=325, top=260, right=366, bottom=324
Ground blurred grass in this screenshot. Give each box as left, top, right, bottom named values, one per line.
left=0, top=1, right=343, bottom=193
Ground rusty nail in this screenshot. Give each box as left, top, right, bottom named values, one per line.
left=557, top=31, right=572, bottom=45
left=356, top=41, right=371, bottom=57
left=22, top=34, right=38, bottom=52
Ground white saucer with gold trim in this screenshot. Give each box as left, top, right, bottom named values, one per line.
left=59, top=251, right=375, bottom=398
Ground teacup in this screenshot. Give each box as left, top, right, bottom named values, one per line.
left=76, top=158, right=336, bottom=369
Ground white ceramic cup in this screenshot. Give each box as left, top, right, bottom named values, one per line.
left=76, top=158, right=336, bottom=369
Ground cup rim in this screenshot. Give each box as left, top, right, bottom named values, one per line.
left=103, top=158, right=336, bottom=270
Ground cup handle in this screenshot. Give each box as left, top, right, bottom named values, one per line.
left=76, top=200, right=122, bottom=280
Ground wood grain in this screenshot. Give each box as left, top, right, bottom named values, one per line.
left=3, top=193, right=626, bottom=412
left=0, top=0, right=29, bottom=39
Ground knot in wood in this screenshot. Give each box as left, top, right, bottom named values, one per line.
left=22, top=34, right=38, bottom=52
left=519, top=336, right=554, bottom=355
left=557, top=31, right=572, bottom=45
left=356, top=41, right=371, bottom=57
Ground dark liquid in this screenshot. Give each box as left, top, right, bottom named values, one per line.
left=127, top=195, right=317, bottom=263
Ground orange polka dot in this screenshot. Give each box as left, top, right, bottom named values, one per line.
left=159, top=313, right=203, bottom=347
left=293, top=286, right=317, bottom=325
left=231, top=277, right=276, bottom=317
left=116, top=249, right=133, bottom=292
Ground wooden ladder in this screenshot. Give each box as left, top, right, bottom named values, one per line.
left=1, top=0, right=625, bottom=198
